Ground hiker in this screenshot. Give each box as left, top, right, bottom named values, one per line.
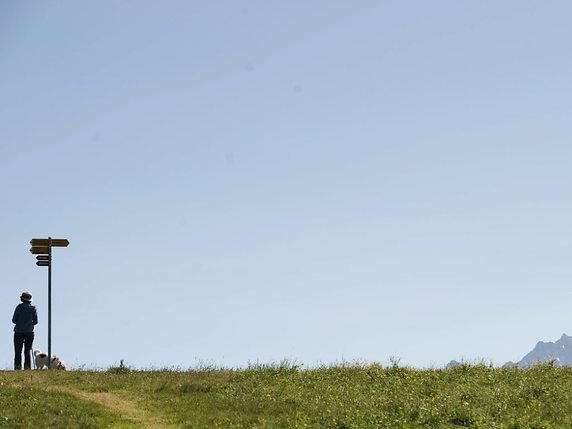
left=12, top=291, right=38, bottom=370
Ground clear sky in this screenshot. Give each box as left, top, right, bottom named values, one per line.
left=1, top=1, right=571, bottom=370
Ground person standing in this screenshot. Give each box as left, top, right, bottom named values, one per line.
left=12, top=291, right=38, bottom=370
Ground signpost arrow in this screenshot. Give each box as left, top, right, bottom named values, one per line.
left=30, top=246, right=50, bottom=254
left=30, top=239, right=69, bottom=247
left=36, top=255, right=50, bottom=265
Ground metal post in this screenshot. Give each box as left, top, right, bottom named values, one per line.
left=47, top=237, right=52, bottom=369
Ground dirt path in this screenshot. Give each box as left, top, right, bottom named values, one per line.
left=47, top=385, right=178, bottom=429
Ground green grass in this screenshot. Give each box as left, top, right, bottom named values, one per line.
left=1, top=362, right=572, bottom=428
left=0, top=376, right=138, bottom=428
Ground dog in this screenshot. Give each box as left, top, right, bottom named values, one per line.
left=34, top=349, right=67, bottom=370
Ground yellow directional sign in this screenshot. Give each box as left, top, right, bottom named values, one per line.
left=30, top=238, right=70, bottom=247
left=30, top=246, right=50, bottom=254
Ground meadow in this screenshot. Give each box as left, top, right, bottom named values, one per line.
left=0, top=362, right=570, bottom=428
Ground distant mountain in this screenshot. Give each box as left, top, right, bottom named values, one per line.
left=517, top=333, right=572, bottom=368
left=445, top=359, right=463, bottom=369
left=445, top=334, right=572, bottom=369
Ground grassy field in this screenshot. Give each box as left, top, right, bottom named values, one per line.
left=0, top=362, right=571, bottom=428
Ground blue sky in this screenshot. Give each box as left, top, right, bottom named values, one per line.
left=1, top=1, right=572, bottom=369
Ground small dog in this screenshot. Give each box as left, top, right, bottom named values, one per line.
left=34, top=349, right=67, bottom=370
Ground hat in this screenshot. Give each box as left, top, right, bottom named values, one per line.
left=20, top=291, right=32, bottom=302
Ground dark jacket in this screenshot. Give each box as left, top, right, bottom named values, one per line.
left=12, top=302, right=38, bottom=333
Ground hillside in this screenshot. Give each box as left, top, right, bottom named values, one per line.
left=1, top=363, right=572, bottom=428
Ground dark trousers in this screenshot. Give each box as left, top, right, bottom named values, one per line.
left=14, top=332, right=34, bottom=370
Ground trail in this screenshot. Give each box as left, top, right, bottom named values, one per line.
left=47, top=385, right=178, bottom=429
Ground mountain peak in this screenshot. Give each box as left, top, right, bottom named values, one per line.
left=518, top=334, right=572, bottom=368
left=557, top=333, right=572, bottom=347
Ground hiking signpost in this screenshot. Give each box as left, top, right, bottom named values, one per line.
left=29, top=237, right=70, bottom=368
